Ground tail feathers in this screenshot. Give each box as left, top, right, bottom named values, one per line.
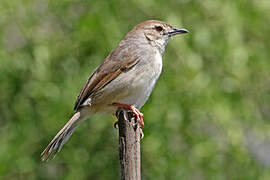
left=41, top=112, right=82, bottom=161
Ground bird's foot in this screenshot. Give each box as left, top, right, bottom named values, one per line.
left=112, top=102, right=145, bottom=132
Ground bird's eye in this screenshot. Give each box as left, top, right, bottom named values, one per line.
left=155, top=26, right=163, bottom=32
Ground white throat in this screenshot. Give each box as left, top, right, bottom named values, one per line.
left=154, top=37, right=171, bottom=55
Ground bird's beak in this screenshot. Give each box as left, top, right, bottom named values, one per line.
left=168, top=28, right=189, bottom=36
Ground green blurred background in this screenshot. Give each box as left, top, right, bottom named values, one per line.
left=1, top=0, right=270, bottom=179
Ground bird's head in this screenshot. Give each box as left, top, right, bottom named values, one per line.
left=126, top=20, right=189, bottom=54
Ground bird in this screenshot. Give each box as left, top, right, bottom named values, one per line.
left=41, top=20, right=188, bottom=161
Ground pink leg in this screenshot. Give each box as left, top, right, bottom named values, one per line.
left=112, top=102, right=144, bottom=130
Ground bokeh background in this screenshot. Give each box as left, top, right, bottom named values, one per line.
left=1, top=0, right=270, bottom=179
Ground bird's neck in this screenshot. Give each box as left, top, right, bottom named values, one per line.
left=152, top=38, right=170, bottom=55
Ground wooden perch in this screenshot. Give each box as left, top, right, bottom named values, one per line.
left=116, top=109, right=141, bottom=180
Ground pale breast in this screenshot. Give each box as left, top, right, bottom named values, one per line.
left=118, top=50, right=163, bottom=109
left=86, top=50, right=163, bottom=113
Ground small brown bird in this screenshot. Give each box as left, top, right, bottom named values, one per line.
left=41, top=20, right=188, bottom=161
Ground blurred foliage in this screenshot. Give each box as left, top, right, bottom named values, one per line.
left=1, top=0, right=270, bottom=179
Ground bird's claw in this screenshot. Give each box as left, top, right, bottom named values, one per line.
left=139, top=128, right=144, bottom=139
left=114, top=121, right=118, bottom=129
left=131, top=121, right=144, bottom=139
left=112, top=102, right=145, bottom=138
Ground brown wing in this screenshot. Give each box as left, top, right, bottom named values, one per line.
left=74, top=48, right=139, bottom=111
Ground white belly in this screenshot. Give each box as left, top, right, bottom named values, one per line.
left=117, top=52, right=162, bottom=109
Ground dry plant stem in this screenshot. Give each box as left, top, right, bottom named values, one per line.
left=116, top=108, right=141, bottom=180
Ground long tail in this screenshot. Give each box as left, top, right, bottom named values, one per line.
left=41, top=112, right=83, bottom=161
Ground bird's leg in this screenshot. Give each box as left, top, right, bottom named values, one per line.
left=112, top=102, right=145, bottom=130
left=133, top=108, right=144, bottom=130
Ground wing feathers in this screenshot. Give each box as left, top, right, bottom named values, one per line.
left=73, top=48, right=139, bottom=111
